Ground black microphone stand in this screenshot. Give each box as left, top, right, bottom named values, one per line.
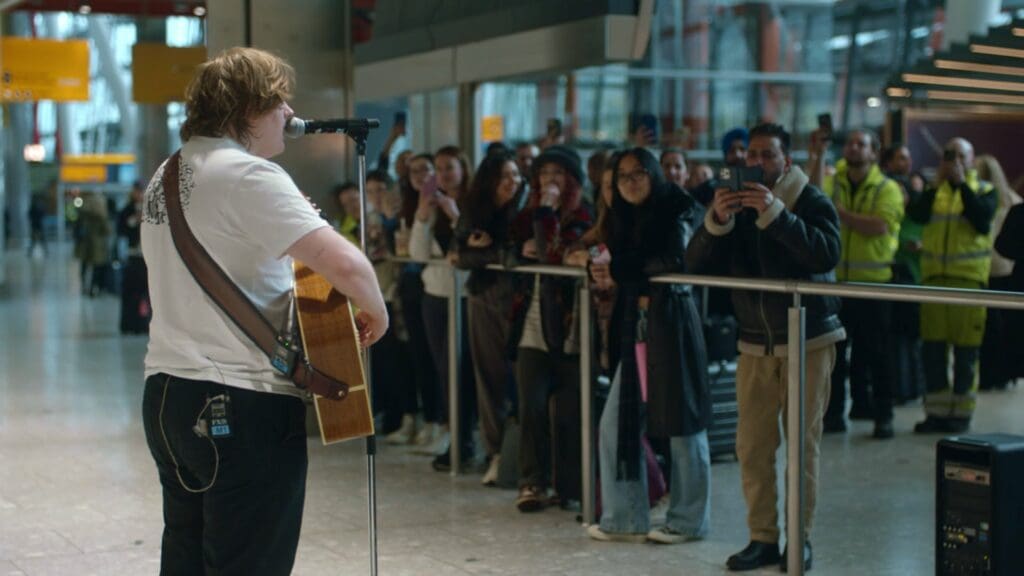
left=343, top=122, right=380, bottom=576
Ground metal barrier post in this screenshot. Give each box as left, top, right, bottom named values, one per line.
left=786, top=293, right=806, bottom=576
left=579, top=280, right=594, bottom=525
left=448, top=268, right=462, bottom=475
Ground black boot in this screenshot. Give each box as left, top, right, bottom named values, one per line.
left=727, top=541, right=781, bottom=571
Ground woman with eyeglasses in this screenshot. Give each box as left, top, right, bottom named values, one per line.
left=385, top=153, right=443, bottom=449
left=451, top=151, right=523, bottom=485
left=410, top=146, right=478, bottom=469
left=586, top=147, right=712, bottom=545
left=508, top=146, right=593, bottom=512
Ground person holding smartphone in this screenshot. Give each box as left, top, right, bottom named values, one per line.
left=686, top=123, right=843, bottom=572
left=451, top=151, right=523, bottom=486
left=410, top=145, right=478, bottom=470
left=907, top=138, right=997, bottom=434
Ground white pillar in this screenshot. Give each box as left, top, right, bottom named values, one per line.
left=942, top=0, right=1002, bottom=51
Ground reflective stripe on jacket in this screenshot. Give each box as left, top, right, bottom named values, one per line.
left=921, top=171, right=995, bottom=284
left=824, top=164, right=903, bottom=282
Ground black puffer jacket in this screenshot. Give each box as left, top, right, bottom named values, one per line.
left=685, top=166, right=843, bottom=354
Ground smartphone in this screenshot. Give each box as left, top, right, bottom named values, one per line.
left=639, top=113, right=659, bottom=143
left=717, top=166, right=764, bottom=192
left=943, top=149, right=957, bottom=162
left=547, top=117, right=563, bottom=137
left=394, top=110, right=407, bottom=128
left=589, top=243, right=611, bottom=265
left=817, top=113, right=833, bottom=137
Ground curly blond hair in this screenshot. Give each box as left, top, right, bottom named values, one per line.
left=180, top=47, right=294, bottom=146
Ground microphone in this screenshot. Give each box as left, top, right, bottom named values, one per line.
left=285, top=117, right=380, bottom=138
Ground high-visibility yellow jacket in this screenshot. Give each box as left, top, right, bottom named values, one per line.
left=824, top=164, right=904, bottom=282
left=916, top=170, right=996, bottom=284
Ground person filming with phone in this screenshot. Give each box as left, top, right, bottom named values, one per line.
left=907, top=137, right=996, bottom=435
left=686, top=123, right=844, bottom=572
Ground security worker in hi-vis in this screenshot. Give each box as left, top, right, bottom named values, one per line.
left=820, top=129, right=904, bottom=439
left=907, top=137, right=996, bottom=435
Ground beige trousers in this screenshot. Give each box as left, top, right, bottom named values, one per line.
left=735, top=345, right=837, bottom=543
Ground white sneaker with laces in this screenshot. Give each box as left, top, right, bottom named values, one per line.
left=414, top=423, right=450, bottom=455
left=646, top=526, right=701, bottom=545
left=384, top=414, right=416, bottom=445
left=586, top=524, right=646, bottom=543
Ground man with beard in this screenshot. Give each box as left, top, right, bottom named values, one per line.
left=818, top=130, right=904, bottom=439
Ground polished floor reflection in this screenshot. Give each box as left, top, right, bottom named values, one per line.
left=2, top=249, right=1022, bottom=575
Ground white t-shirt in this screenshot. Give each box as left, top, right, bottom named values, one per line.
left=141, top=136, right=328, bottom=397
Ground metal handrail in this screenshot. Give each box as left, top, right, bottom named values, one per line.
left=389, top=254, right=1024, bottom=566
left=393, top=255, right=1024, bottom=310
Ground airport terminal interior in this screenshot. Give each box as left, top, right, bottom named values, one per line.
left=3, top=1, right=1024, bottom=575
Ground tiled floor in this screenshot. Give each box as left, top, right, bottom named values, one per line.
left=2, top=249, right=1022, bottom=575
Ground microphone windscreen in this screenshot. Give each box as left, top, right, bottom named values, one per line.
left=284, top=117, right=305, bottom=139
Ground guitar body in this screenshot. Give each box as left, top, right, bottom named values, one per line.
left=293, top=262, right=374, bottom=444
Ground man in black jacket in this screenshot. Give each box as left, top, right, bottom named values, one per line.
left=685, top=123, right=845, bottom=572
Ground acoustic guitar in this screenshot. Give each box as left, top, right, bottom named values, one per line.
left=292, top=261, right=374, bottom=444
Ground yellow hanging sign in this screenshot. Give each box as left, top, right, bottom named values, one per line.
left=132, top=43, right=207, bottom=104
left=481, top=115, right=505, bottom=142
left=1, top=38, right=90, bottom=102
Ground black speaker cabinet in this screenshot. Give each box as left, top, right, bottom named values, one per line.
left=936, top=434, right=1024, bottom=576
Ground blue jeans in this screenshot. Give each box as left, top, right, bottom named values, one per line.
left=598, top=366, right=711, bottom=536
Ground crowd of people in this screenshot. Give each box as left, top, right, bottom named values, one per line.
left=336, top=118, right=1022, bottom=572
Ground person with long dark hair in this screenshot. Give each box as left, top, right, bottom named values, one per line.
left=452, top=151, right=523, bottom=485
left=586, top=147, right=712, bottom=544
left=410, top=145, right=478, bottom=469
left=385, top=153, right=443, bottom=447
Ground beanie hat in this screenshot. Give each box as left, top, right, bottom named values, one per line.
left=720, top=127, right=749, bottom=158
left=534, top=145, right=584, bottom=185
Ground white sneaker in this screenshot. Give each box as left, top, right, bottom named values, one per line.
left=414, top=423, right=450, bottom=455
left=413, top=421, right=436, bottom=446
left=646, top=526, right=701, bottom=545
left=481, top=455, right=501, bottom=486
left=586, top=524, right=646, bottom=543
left=384, top=414, right=416, bottom=445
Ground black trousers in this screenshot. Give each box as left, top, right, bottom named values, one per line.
left=142, top=374, right=307, bottom=576
left=468, top=282, right=513, bottom=457
left=422, top=293, right=477, bottom=451
left=516, top=347, right=581, bottom=500
left=827, top=296, right=894, bottom=423
left=398, top=270, right=442, bottom=421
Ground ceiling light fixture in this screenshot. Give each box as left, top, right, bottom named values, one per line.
left=1013, top=27, right=1023, bottom=37
left=926, top=89, right=1024, bottom=106
left=866, top=96, right=882, bottom=107
left=970, top=44, right=1024, bottom=59
left=901, top=72, right=1024, bottom=93
left=193, top=6, right=206, bottom=16
left=934, top=59, right=1024, bottom=77
left=78, top=4, right=91, bottom=14
left=886, top=87, right=911, bottom=98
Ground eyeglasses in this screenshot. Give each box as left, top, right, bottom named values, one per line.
left=619, top=170, right=649, bottom=184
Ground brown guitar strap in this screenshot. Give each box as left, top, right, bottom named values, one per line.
left=161, top=150, right=348, bottom=400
